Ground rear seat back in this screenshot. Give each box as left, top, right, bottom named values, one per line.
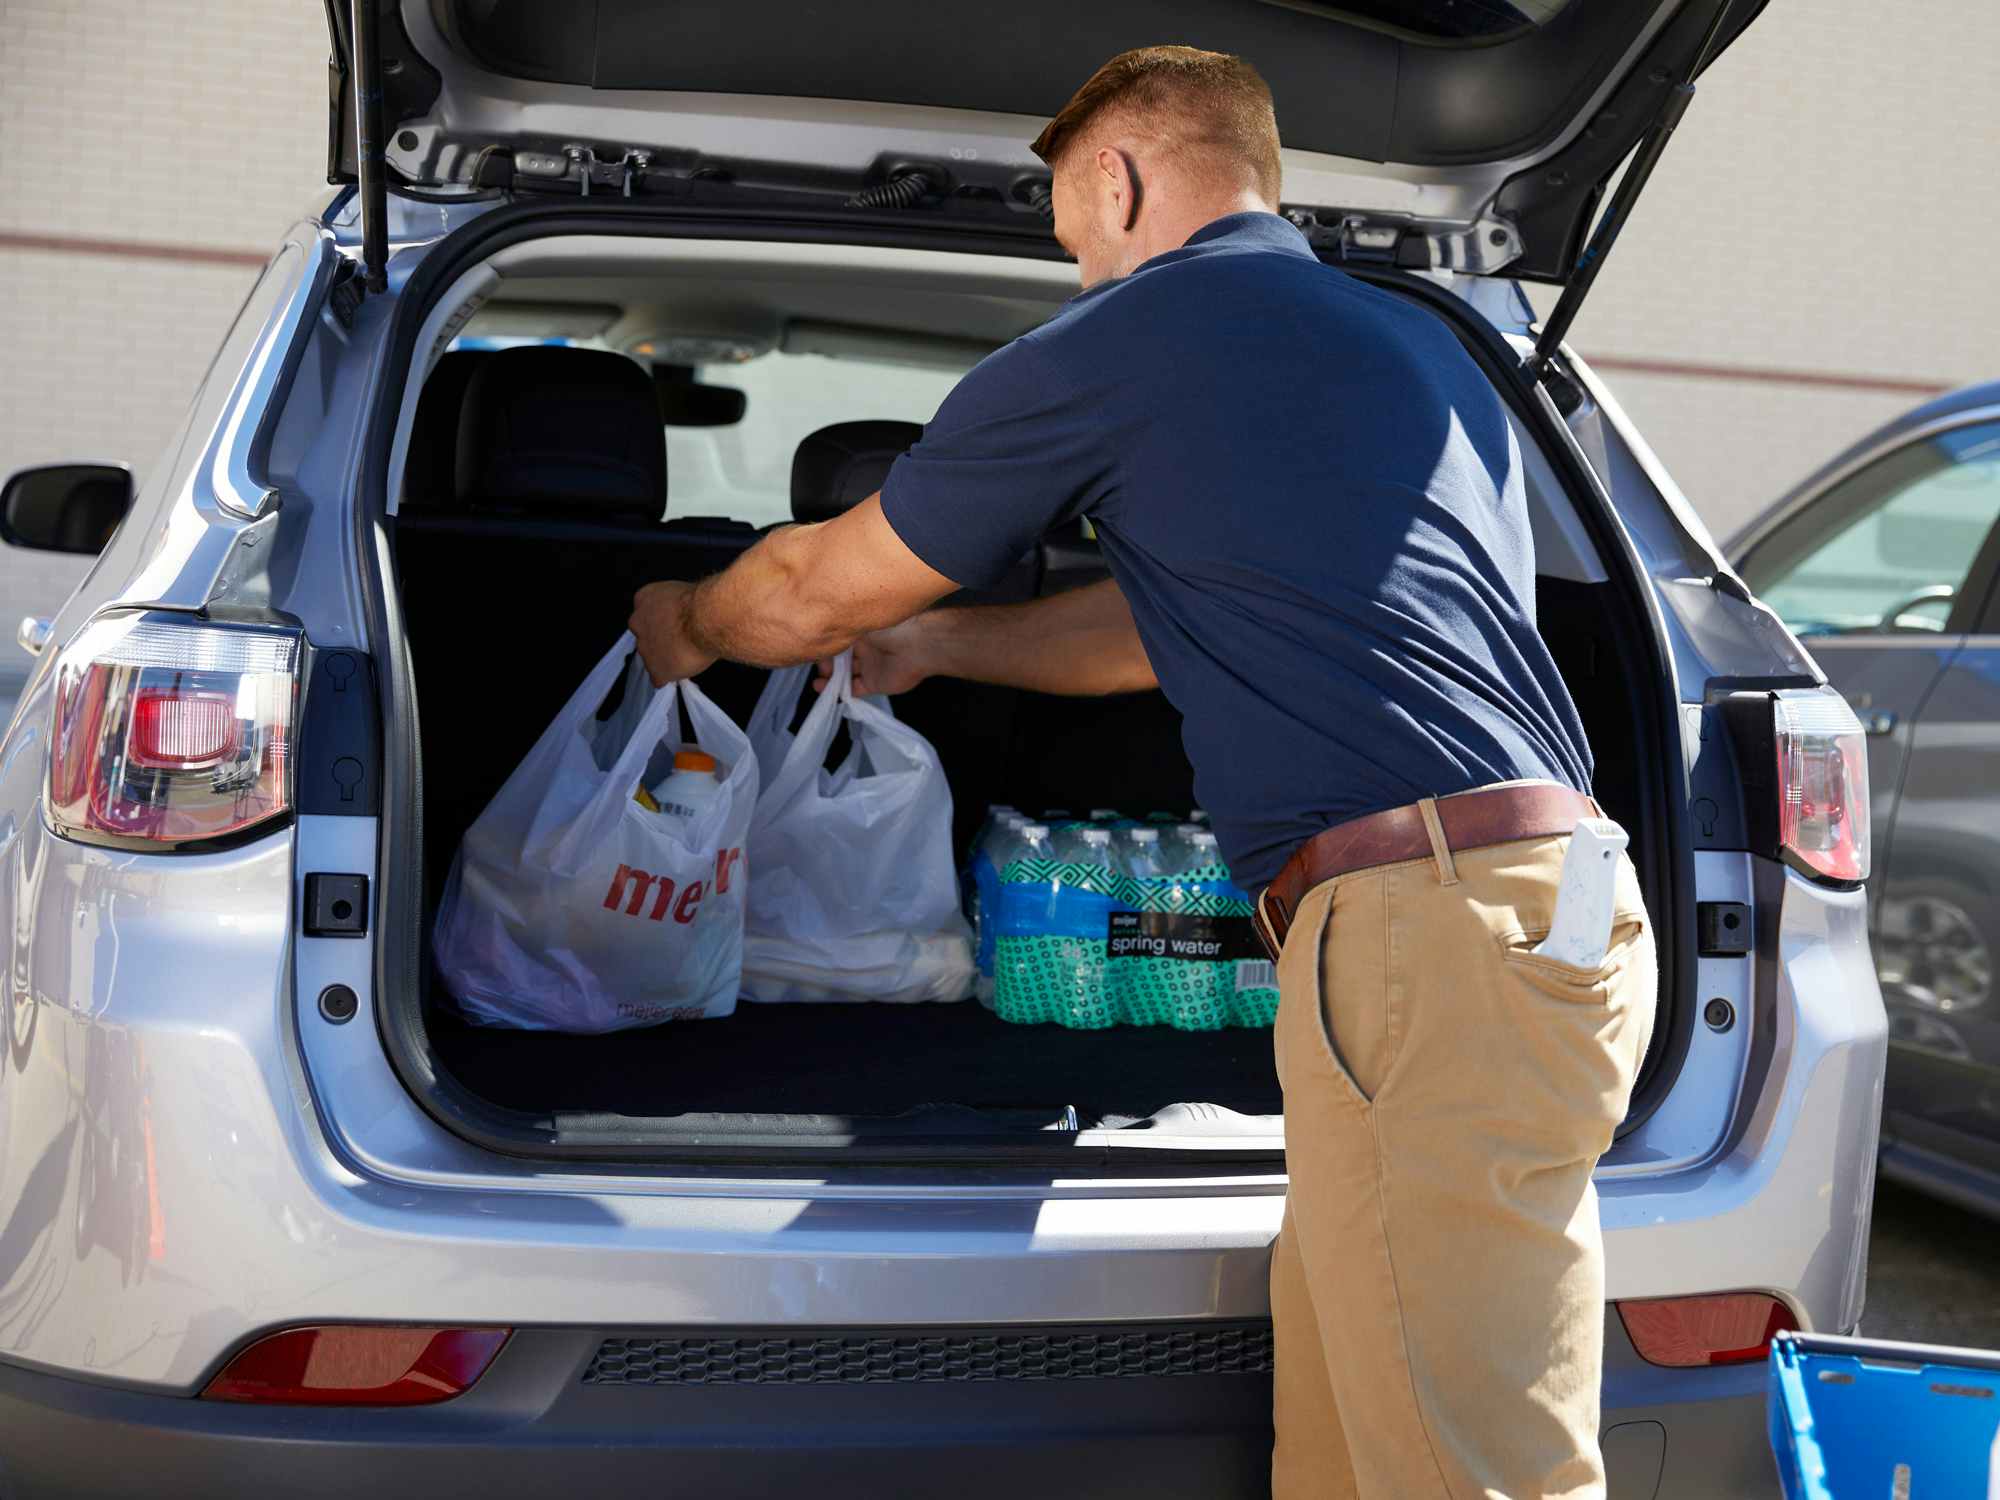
left=401, top=350, right=490, bottom=511
left=790, top=420, right=1045, bottom=606
left=791, top=421, right=920, bottom=524
left=458, top=346, right=666, bottom=520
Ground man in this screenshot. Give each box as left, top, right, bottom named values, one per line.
left=631, top=45, right=1656, bottom=1500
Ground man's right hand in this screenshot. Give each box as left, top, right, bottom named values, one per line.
left=817, top=614, right=934, bottom=697
left=813, top=580, right=1153, bottom=700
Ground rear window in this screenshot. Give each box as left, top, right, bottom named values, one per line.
left=666, top=351, right=963, bottom=528
left=446, top=335, right=970, bottom=529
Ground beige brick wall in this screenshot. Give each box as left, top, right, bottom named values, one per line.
left=0, top=1, right=327, bottom=247
left=0, top=0, right=1994, bottom=598
left=0, top=0, right=327, bottom=623
left=1537, top=0, right=2000, bottom=537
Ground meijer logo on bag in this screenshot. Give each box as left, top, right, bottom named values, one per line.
left=603, top=846, right=744, bottom=923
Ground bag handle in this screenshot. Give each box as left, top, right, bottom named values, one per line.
left=559, top=630, right=649, bottom=737
left=757, top=650, right=852, bottom=812
left=840, top=687, right=935, bottom=780
left=745, top=661, right=809, bottom=747
left=547, top=636, right=682, bottom=870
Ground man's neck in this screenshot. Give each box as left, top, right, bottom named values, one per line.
left=1121, top=191, right=1275, bottom=275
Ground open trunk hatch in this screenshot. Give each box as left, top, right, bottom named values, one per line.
left=325, top=0, right=1767, bottom=283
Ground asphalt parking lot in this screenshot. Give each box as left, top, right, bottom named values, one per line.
left=1861, top=1178, right=2000, bottom=1350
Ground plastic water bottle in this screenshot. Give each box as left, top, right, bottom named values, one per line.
left=993, top=823, right=1057, bottom=1025
left=993, top=822, right=1123, bottom=1029
left=1137, top=829, right=1227, bottom=1029
left=965, top=805, right=1018, bottom=909
left=1183, top=829, right=1279, bottom=1028
left=1109, top=827, right=1169, bottom=1025
left=650, top=749, right=722, bottom=824
left=969, top=811, right=1025, bottom=1007
left=1050, top=820, right=1098, bottom=862
left=1053, top=827, right=1123, bottom=1027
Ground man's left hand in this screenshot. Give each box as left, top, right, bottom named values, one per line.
left=630, top=580, right=719, bottom=685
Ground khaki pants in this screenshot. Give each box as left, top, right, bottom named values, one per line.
left=1266, top=810, right=1656, bottom=1500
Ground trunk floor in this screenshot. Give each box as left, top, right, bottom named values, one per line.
left=431, top=1001, right=1282, bottom=1123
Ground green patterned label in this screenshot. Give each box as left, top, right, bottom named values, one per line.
left=991, top=857, right=1277, bottom=1031
left=994, top=859, right=1120, bottom=1029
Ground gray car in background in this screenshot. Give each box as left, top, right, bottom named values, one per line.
left=0, top=3, right=1884, bottom=1496
left=1732, top=382, right=2000, bottom=1220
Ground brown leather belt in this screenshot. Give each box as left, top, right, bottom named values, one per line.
left=1252, top=783, right=1599, bottom=962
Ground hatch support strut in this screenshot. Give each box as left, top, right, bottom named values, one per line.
left=1524, top=0, right=1740, bottom=396
left=351, top=0, right=389, bottom=295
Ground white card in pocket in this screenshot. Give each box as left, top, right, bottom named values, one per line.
left=1532, top=817, right=1629, bottom=970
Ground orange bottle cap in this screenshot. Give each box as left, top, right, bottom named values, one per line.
left=673, top=749, right=718, bottom=773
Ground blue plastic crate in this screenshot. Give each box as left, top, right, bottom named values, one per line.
left=1770, top=1331, right=2000, bottom=1498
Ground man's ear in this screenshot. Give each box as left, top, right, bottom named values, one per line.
left=1095, top=145, right=1142, bottom=232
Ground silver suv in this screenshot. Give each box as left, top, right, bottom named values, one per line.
left=0, top=4, right=1886, bottom=1496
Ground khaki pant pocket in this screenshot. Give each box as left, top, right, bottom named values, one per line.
left=1276, top=871, right=1396, bottom=1108
left=1498, top=914, right=1648, bottom=1000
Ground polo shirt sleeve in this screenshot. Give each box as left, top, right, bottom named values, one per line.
left=878, top=336, right=1110, bottom=590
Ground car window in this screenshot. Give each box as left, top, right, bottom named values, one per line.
left=667, top=352, right=964, bottom=527
left=1739, top=421, right=2000, bottom=636
left=445, top=335, right=970, bottom=528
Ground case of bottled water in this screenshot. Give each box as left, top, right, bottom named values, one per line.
left=970, top=808, right=1280, bottom=1030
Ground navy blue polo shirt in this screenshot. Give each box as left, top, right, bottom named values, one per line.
left=879, top=211, right=1593, bottom=891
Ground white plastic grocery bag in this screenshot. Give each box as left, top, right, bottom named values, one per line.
left=739, top=652, right=972, bottom=1003
left=434, top=633, right=758, bottom=1031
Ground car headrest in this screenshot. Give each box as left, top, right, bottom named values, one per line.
left=401, top=350, right=491, bottom=509
left=456, top=346, right=665, bottom=518
left=790, top=420, right=923, bottom=524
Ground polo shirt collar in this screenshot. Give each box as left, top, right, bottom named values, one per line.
left=1179, top=211, right=1315, bottom=258
left=1065, top=210, right=1316, bottom=309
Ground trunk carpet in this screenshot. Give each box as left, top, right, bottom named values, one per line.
left=430, top=1001, right=1282, bottom=1124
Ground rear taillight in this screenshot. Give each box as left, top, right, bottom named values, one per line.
left=48, top=612, right=299, bottom=849
left=1617, top=1293, right=1796, bottom=1367
left=1773, top=689, right=1871, bottom=883
left=200, top=1325, right=510, bottom=1406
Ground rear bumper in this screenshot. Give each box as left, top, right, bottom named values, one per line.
left=0, top=1332, right=1272, bottom=1500
left=1603, top=1347, right=1779, bottom=1500
left=0, top=1329, right=1775, bottom=1500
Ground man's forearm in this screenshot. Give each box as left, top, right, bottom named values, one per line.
left=633, top=502, right=1150, bottom=695
left=678, top=525, right=844, bottom=669
left=680, top=517, right=946, bottom=669
left=916, top=579, right=1156, bottom=696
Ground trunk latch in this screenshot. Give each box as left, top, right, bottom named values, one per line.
left=304, top=873, right=370, bottom=938
left=1696, top=901, right=1751, bottom=957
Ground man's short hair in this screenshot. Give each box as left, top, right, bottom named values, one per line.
left=1031, top=46, right=1282, bottom=205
